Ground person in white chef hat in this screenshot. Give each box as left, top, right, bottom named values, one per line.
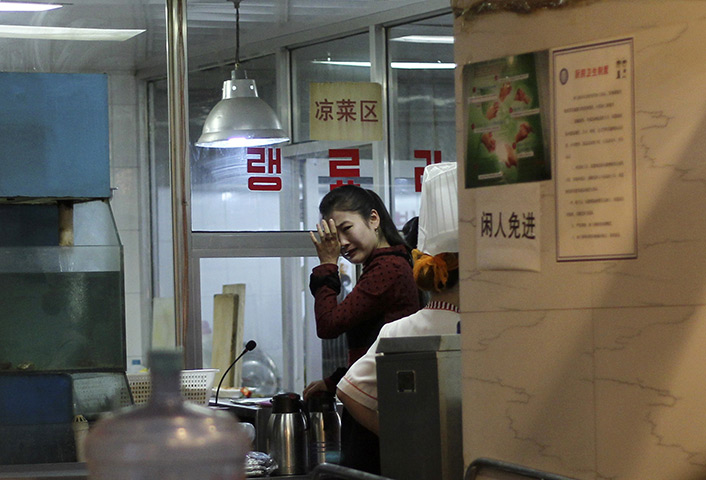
left=336, top=161, right=460, bottom=435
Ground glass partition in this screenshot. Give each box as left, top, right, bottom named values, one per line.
left=0, top=200, right=125, bottom=372
left=150, top=56, right=280, bottom=300
left=291, top=33, right=371, bottom=143
left=191, top=146, right=301, bottom=232
left=199, top=257, right=283, bottom=374
left=198, top=251, right=357, bottom=395
left=388, top=14, right=456, bottom=229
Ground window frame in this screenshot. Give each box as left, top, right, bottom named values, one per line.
left=152, top=10, right=453, bottom=392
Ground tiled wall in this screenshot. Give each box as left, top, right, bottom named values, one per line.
left=108, top=73, right=150, bottom=373
left=455, top=1, right=706, bottom=478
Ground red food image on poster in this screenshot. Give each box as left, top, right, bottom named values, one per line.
left=481, top=132, right=496, bottom=152
left=514, top=87, right=531, bottom=104
left=485, top=101, right=499, bottom=120
left=499, top=82, right=512, bottom=102
left=515, top=123, right=532, bottom=143
left=504, top=143, right=518, bottom=168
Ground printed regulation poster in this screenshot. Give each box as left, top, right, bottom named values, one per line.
left=552, top=38, right=637, bottom=261
left=465, top=53, right=550, bottom=188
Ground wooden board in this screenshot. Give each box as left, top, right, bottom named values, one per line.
left=151, top=297, right=176, bottom=349
left=211, top=284, right=245, bottom=388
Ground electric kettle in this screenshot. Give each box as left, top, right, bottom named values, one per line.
left=267, top=392, right=309, bottom=475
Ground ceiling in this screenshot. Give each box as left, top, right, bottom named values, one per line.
left=0, top=0, right=450, bottom=77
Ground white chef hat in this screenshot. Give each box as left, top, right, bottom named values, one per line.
left=417, top=162, right=458, bottom=256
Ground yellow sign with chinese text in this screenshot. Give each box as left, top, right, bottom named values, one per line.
left=310, top=82, right=383, bottom=141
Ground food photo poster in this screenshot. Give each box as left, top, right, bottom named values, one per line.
left=464, top=52, right=551, bottom=189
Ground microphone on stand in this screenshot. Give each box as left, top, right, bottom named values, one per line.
left=214, top=340, right=257, bottom=405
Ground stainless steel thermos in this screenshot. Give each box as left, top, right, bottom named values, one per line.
left=306, top=391, right=341, bottom=468
left=267, top=392, right=310, bottom=475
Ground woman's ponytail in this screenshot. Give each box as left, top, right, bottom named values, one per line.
left=412, top=250, right=459, bottom=292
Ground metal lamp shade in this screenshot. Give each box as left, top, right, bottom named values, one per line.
left=196, top=76, right=289, bottom=148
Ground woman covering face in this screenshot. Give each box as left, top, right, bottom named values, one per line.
left=310, top=207, right=383, bottom=266
left=336, top=163, right=460, bottom=439
left=305, top=185, right=420, bottom=475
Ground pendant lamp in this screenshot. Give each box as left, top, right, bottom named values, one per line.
left=196, top=1, right=289, bottom=148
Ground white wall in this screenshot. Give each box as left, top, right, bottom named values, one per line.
left=455, top=1, right=706, bottom=478
left=108, top=73, right=151, bottom=372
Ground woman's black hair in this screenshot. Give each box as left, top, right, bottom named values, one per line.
left=319, top=185, right=407, bottom=248
left=402, top=216, right=419, bottom=250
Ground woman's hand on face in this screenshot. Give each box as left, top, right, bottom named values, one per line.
left=309, top=218, right=341, bottom=265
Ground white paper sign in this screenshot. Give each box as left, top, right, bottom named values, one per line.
left=476, top=182, right=541, bottom=271
left=552, top=38, right=637, bottom=261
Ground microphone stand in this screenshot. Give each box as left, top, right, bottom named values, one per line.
left=214, top=340, right=257, bottom=405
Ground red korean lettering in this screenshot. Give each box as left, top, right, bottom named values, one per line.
left=268, top=148, right=282, bottom=174
left=329, top=149, right=360, bottom=177
left=329, top=148, right=360, bottom=190
left=413, top=150, right=442, bottom=192
left=330, top=179, right=359, bottom=191
left=414, top=166, right=425, bottom=192
left=246, top=147, right=266, bottom=174
left=247, top=147, right=282, bottom=191
left=248, top=177, right=282, bottom=191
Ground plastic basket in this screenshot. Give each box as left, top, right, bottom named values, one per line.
left=126, top=369, right=219, bottom=406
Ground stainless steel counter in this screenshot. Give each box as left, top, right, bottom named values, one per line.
left=0, top=462, right=87, bottom=479
left=0, top=463, right=309, bottom=480
left=0, top=462, right=372, bottom=480
left=0, top=401, right=339, bottom=480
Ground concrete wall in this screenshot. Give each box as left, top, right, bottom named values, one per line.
left=455, top=1, right=706, bottom=478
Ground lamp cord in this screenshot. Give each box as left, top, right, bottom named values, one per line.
left=235, top=2, right=240, bottom=66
